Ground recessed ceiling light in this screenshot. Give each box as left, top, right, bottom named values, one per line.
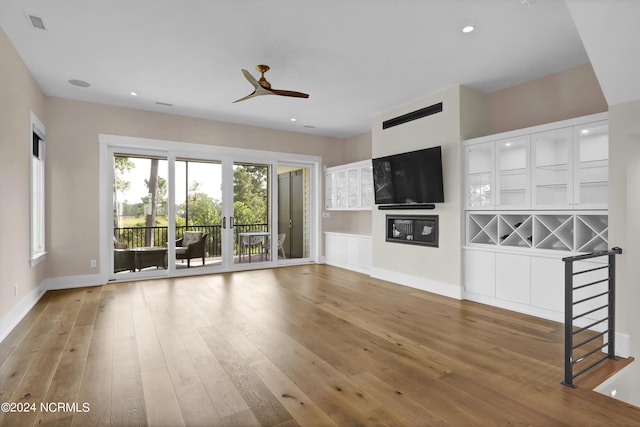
left=130, top=91, right=138, bottom=96
left=290, top=118, right=297, bottom=122
left=462, top=25, right=475, bottom=33
left=581, top=129, right=589, bottom=135
left=68, top=79, right=90, bottom=87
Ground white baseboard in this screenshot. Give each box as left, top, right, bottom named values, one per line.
left=370, top=267, right=463, bottom=300
left=1, top=273, right=108, bottom=344
left=613, top=332, right=632, bottom=358
left=46, top=273, right=107, bottom=290
left=0, top=279, right=47, bottom=343
left=325, top=259, right=371, bottom=276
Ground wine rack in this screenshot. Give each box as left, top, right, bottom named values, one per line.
left=467, top=212, right=607, bottom=253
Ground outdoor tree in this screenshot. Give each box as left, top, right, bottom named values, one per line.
left=233, top=165, right=268, bottom=225
left=113, top=156, right=135, bottom=233
left=177, top=182, right=223, bottom=227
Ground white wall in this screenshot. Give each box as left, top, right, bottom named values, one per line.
left=608, top=99, right=640, bottom=356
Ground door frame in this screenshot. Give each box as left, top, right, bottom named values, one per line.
left=99, top=134, right=321, bottom=282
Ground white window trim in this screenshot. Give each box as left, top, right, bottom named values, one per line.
left=30, top=112, right=46, bottom=267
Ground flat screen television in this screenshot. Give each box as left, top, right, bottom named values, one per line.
left=372, top=146, right=444, bottom=205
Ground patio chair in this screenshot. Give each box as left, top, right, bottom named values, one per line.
left=240, top=233, right=266, bottom=262
left=175, top=231, right=207, bottom=267
left=113, top=236, right=135, bottom=273
left=263, top=233, right=287, bottom=260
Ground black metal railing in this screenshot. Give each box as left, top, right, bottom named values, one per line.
left=561, top=247, right=622, bottom=388
left=114, top=223, right=269, bottom=258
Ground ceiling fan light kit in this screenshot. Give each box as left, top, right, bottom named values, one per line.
left=233, top=64, right=309, bottom=103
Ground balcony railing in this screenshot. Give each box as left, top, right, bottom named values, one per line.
left=114, top=223, right=269, bottom=257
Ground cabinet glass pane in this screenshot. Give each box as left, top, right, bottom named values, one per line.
left=348, top=169, right=359, bottom=208
left=336, top=170, right=347, bottom=208
left=360, top=166, right=373, bottom=208
left=325, top=172, right=333, bottom=209
left=533, top=128, right=572, bottom=207
left=575, top=122, right=608, bottom=208
left=497, top=138, right=529, bottom=208
left=467, top=142, right=494, bottom=207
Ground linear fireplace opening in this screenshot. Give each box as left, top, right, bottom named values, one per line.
left=386, top=215, right=439, bottom=247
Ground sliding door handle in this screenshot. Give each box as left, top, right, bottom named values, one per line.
left=230, top=217, right=235, bottom=229
left=223, top=217, right=226, bottom=229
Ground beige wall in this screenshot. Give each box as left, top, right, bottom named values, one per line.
left=0, top=28, right=47, bottom=322
left=487, top=63, right=607, bottom=134
left=371, top=86, right=463, bottom=292
left=608, top=99, right=640, bottom=355
left=45, top=97, right=348, bottom=278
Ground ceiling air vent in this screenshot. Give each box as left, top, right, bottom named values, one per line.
left=28, top=14, right=46, bottom=30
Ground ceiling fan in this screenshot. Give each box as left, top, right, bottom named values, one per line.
left=233, top=64, right=309, bottom=103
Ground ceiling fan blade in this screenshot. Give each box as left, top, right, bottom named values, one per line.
left=271, top=89, right=310, bottom=99
left=233, top=85, right=274, bottom=103
left=233, top=90, right=259, bottom=103
left=241, top=69, right=261, bottom=89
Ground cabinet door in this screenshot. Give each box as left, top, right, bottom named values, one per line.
left=360, top=164, right=373, bottom=209
left=465, top=141, right=495, bottom=209
left=532, top=127, right=573, bottom=209
left=531, top=256, right=564, bottom=312
left=334, top=170, right=348, bottom=209
left=347, top=168, right=360, bottom=208
left=496, top=136, right=530, bottom=209
left=464, top=250, right=495, bottom=297
left=325, top=233, right=347, bottom=263
left=325, top=172, right=334, bottom=209
left=573, top=121, right=608, bottom=209
left=495, top=253, right=530, bottom=304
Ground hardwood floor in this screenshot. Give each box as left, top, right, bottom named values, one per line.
left=1, top=264, right=638, bottom=426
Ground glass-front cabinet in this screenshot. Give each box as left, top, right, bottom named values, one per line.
left=573, top=121, right=608, bottom=209
left=465, top=141, right=495, bottom=209
left=465, top=137, right=531, bottom=210
left=531, top=127, right=573, bottom=209
left=466, top=115, right=608, bottom=212
left=496, top=136, right=530, bottom=209
left=325, top=160, right=372, bottom=210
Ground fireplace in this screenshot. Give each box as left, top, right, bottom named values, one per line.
left=386, top=215, right=439, bottom=247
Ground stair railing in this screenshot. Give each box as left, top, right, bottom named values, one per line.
left=561, top=247, right=622, bottom=387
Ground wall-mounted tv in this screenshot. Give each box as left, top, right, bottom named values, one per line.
left=372, top=146, right=444, bottom=205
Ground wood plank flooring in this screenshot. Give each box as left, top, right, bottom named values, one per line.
left=0, top=264, right=638, bottom=426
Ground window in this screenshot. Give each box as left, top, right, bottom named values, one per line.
left=30, top=112, right=46, bottom=266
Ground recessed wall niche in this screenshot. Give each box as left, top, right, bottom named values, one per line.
left=386, top=215, right=439, bottom=247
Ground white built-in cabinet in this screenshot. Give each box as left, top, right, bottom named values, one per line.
left=325, top=160, right=373, bottom=210
left=465, top=116, right=608, bottom=210
left=463, top=112, right=609, bottom=324
left=324, top=232, right=372, bottom=273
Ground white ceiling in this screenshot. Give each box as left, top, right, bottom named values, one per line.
left=0, top=0, right=596, bottom=138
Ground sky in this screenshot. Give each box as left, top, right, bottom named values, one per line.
left=117, top=157, right=223, bottom=206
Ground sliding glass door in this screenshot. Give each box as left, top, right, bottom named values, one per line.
left=110, top=150, right=284, bottom=279
left=174, top=159, right=224, bottom=269
left=232, top=161, right=273, bottom=266
left=112, top=153, right=170, bottom=279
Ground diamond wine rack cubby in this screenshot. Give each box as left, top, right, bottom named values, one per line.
left=467, top=212, right=608, bottom=253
